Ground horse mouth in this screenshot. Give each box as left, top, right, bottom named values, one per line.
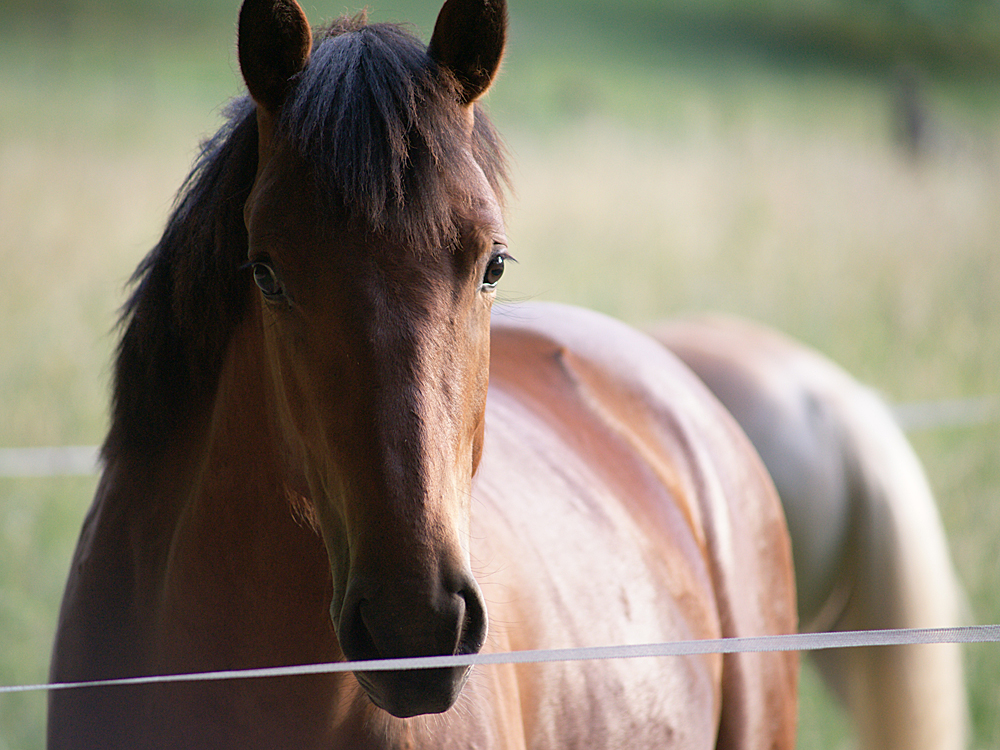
left=354, top=664, right=474, bottom=718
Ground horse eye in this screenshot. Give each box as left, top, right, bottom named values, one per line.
left=252, top=262, right=285, bottom=299
left=482, top=255, right=505, bottom=288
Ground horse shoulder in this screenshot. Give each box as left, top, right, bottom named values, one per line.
left=482, top=303, right=797, bottom=749
left=650, top=315, right=859, bottom=627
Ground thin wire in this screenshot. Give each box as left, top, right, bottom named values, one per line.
left=7, top=624, right=999, bottom=696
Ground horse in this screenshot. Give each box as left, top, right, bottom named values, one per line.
left=653, top=316, right=967, bottom=750
left=47, top=1, right=798, bottom=747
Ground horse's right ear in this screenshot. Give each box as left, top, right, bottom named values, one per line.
left=428, top=0, right=507, bottom=105
left=238, top=0, right=312, bottom=113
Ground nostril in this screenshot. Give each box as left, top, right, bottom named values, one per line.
left=337, top=592, right=380, bottom=663
left=336, top=574, right=488, bottom=663
left=457, top=582, right=488, bottom=656
left=335, top=573, right=486, bottom=717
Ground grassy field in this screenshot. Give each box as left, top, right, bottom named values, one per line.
left=2, top=0, right=999, bottom=747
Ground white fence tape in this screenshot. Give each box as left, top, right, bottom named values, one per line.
left=5, top=624, right=999, bottom=695
left=892, top=395, right=1000, bottom=431
left=0, top=445, right=99, bottom=478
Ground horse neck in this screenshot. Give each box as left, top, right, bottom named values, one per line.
left=138, top=310, right=338, bottom=667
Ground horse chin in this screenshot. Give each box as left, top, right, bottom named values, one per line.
left=356, top=665, right=473, bottom=718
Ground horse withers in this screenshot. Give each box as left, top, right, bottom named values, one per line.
left=48, top=1, right=798, bottom=747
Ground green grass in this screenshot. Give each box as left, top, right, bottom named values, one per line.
left=2, top=0, right=1000, bottom=747
left=0, top=477, right=98, bottom=750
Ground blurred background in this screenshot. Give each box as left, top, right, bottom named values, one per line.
left=1, top=0, right=998, bottom=747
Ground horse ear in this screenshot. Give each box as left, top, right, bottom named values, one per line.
left=238, top=0, right=312, bottom=113
left=428, top=0, right=507, bottom=105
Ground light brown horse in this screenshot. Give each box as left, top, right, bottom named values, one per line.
left=48, top=1, right=797, bottom=747
left=654, top=316, right=967, bottom=750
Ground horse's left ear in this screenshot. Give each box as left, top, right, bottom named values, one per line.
left=238, top=0, right=313, bottom=113
left=428, top=0, right=507, bottom=105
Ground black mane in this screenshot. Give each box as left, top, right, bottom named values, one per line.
left=104, top=16, right=508, bottom=461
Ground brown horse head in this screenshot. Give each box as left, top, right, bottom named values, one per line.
left=236, top=0, right=508, bottom=718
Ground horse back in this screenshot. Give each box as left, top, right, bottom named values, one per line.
left=480, top=303, right=798, bottom=749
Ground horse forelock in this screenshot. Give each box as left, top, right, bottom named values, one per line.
left=279, top=16, right=509, bottom=250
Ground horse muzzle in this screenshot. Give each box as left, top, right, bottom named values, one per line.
left=336, top=571, right=488, bottom=717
